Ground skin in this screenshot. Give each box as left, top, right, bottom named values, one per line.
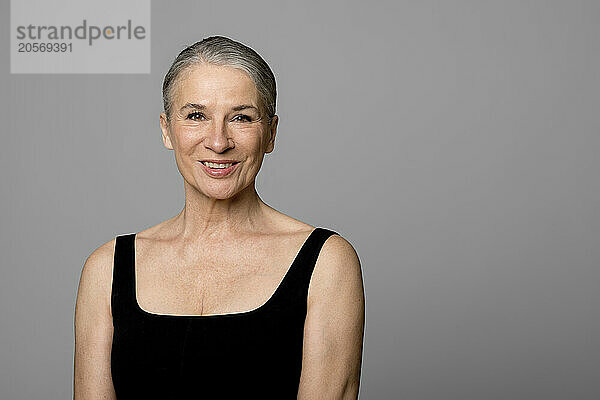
left=73, top=63, right=365, bottom=399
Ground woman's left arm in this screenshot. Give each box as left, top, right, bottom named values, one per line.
left=298, top=234, right=366, bottom=400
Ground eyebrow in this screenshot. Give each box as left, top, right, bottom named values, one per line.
left=179, top=103, right=259, bottom=113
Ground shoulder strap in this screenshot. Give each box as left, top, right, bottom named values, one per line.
left=275, top=227, right=338, bottom=312
left=111, top=233, right=136, bottom=320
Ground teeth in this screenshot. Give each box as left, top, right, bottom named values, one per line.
left=202, top=161, right=234, bottom=169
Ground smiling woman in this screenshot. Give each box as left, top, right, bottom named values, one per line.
left=73, top=35, right=365, bottom=400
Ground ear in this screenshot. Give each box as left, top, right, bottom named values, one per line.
left=160, top=112, right=174, bottom=150
left=264, top=115, right=278, bottom=154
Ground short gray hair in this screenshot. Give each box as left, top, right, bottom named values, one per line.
left=162, top=36, right=277, bottom=125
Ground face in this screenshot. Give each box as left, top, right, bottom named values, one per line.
left=160, top=63, right=278, bottom=200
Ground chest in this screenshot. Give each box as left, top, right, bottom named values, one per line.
left=133, top=239, right=301, bottom=317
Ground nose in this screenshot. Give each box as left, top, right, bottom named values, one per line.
left=204, top=118, right=233, bottom=153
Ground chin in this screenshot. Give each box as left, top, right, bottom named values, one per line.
left=207, top=193, right=234, bottom=200
left=201, top=186, right=239, bottom=200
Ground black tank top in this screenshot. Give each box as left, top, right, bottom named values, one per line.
left=111, top=227, right=337, bottom=399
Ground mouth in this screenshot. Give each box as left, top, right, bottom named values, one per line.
left=199, top=160, right=240, bottom=169
left=198, top=160, right=240, bottom=178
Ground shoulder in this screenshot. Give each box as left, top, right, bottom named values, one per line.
left=308, top=231, right=364, bottom=311
left=80, top=237, right=117, bottom=283
left=76, top=236, right=118, bottom=319
left=74, top=237, right=120, bottom=397
left=300, top=230, right=365, bottom=395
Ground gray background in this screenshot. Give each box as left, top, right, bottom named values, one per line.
left=1, top=0, right=599, bottom=399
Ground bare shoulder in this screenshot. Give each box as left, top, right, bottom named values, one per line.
left=80, top=237, right=116, bottom=290
left=308, top=232, right=364, bottom=309
left=299, top=232, right=365, bottom=398
left=83, top=237, right=116, bottom=271
left=74, top=237, right=118, bottom=399
left=76, top=237, right=117, bottom=319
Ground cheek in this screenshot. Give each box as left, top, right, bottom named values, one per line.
left=233, top=127, right=266, bottom=149
left=172, top=126, right=200, bottom=148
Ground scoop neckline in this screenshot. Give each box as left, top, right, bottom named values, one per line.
left=131, top=227, right=320, bottom=319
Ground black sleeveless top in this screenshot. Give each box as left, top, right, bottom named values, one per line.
left=111, top=227, right=337, bottom=399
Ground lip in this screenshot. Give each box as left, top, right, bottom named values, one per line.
left=198, top=160, right=240, bottom=178
left=200, top=159, right=240, bottom=163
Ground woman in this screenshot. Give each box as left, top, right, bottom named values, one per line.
left=74, top=36, right=365, bottom=399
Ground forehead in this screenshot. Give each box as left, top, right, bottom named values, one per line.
left=172, top=63, right=260, bottom=107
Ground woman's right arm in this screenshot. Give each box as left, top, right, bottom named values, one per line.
left=73, top=239, right=117, bottom=400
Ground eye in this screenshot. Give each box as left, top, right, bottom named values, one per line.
left=232, top=114, right=252, bottom=122
left=187, top=111, right=206, bottom=121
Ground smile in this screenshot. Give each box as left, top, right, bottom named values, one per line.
left=198, top=160, right=240, bottom=178
left=200, top=161, right=237, bottom=168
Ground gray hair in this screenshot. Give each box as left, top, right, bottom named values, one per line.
left=162, top=35, right=277, bottom=125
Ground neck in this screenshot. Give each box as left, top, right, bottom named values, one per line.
left=171, top=180, right=269, bottom=241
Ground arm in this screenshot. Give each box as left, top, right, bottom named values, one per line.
left=298, top=234, right=366, bottom=400
left=73, top=239, right=117, bottom=400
